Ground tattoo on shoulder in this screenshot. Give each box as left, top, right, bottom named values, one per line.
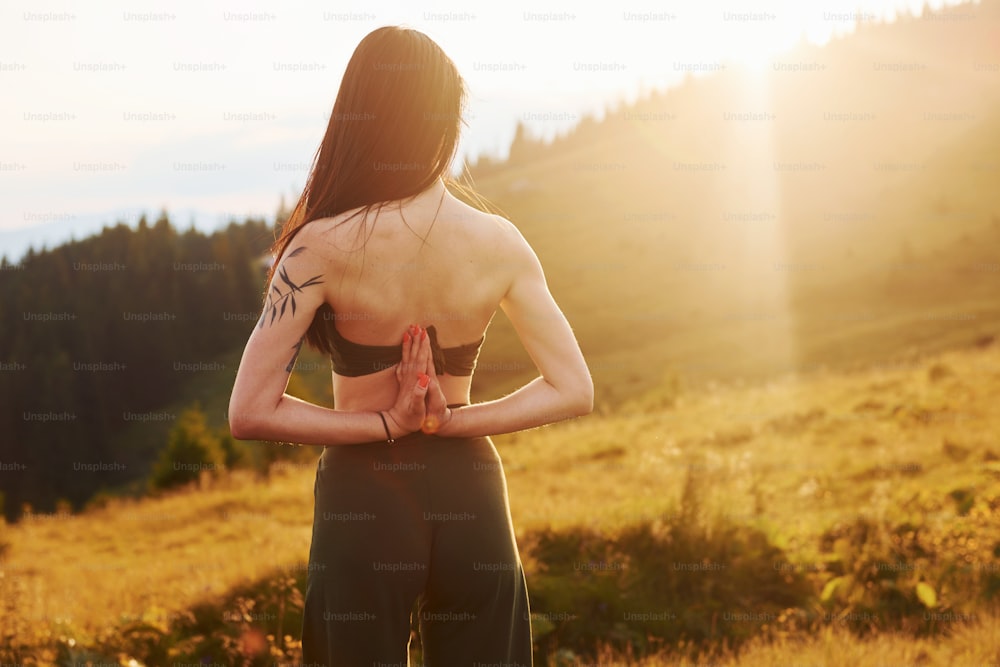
left=257, top=246, right=324, bottom=329
left=286, top=337, right=305, bottom=373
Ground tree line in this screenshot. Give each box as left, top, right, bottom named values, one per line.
left=0, top=213, right=275, bottom=521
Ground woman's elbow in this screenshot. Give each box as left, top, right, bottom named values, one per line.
left=228, top=399, right=264, bottom=440
left=570, top=376, right=595, bottom=417
left=228, top=413, right=252, bottom=441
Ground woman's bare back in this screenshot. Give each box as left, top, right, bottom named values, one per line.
left=310, top=180, right=517, bottom=411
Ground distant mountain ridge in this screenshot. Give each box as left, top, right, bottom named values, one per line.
left=0, top=206, right=260, bottom=265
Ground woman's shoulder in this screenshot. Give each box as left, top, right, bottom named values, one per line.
left=446, top=197, right=525, bottom=246
left=459, top=208, right=539, bottom=276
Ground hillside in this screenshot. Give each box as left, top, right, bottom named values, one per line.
left=463, top=0, right=1000, bottom=403
left=2, top=336, right=998, bottom=664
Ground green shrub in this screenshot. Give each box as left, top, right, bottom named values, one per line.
left=817, top=509, right=999, bottom=636
left=523, top=470, right=814, bottom=659
left=149, top=404, right=226, bottom=491
left=93, top=570, right=307, bottom=666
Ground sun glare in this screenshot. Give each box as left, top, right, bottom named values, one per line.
left=717, top=11, right=804, bottom=73
left=718, top=0, right=982, bottom=73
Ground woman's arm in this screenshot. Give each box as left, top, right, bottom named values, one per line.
left=430, top=219, right=593, bottom=438
left=228, top=228, right=432, bottom=446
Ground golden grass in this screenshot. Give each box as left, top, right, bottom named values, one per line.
left=571, top=613, right=1000, bottom=666
left=3, top=340, right=998, bottom=663
left=498, top=340, right=1000, bottom=549
left=1, top=467, right=316, bottom=642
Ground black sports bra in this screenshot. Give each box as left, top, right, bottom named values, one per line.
left=317, top=304, right=485, bottom=377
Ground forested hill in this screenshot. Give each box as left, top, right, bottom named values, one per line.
left=0, top=214, right=273, bottom=520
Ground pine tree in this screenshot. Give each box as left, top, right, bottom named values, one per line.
left=149, top=404, right=225, bottom=491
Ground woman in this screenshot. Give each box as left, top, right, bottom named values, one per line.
left=229, top=26, right=592, bottom=665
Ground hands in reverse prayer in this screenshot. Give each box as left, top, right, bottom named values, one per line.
left=385, top=324, right=453, bottom=437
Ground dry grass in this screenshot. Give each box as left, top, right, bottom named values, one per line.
left=498, top=341, right=1000, bottom=549
left=569, top=613, right=1000, bottom=666
left=3, top=341, right=999, bottom=664
left=1, top=466, right=316, bottom=642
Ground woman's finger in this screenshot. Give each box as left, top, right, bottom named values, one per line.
left=397, top=330, right=409, bottom=382
left=413, top=326, right=430, bottom=375
left=400, top=325, right=419, bottom=378
left=401, top=328, right=412, bottom=366
left=424, top=333, right=436, bottom=377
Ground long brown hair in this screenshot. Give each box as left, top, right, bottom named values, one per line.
left=267, top=26, right=468, bottom=353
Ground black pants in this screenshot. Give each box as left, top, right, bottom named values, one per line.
left=301, top=431, right=533, bottom=666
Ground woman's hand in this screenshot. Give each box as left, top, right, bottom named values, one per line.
left=389, top=324, right=451, bottom=436
left=386, top=325, right=432, bottom=436
left=421, top=361, right=452, bottom=435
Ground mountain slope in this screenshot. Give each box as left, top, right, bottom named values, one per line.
left=464, top=0, right=1000, bottom=401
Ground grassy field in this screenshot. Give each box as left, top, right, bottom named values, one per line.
left=566, top=617, right=1000, bottom=666
left=3, top=338, right=998, bottom=665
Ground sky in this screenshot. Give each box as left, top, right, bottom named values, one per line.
left=0, top=0, right=977, bottom=261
